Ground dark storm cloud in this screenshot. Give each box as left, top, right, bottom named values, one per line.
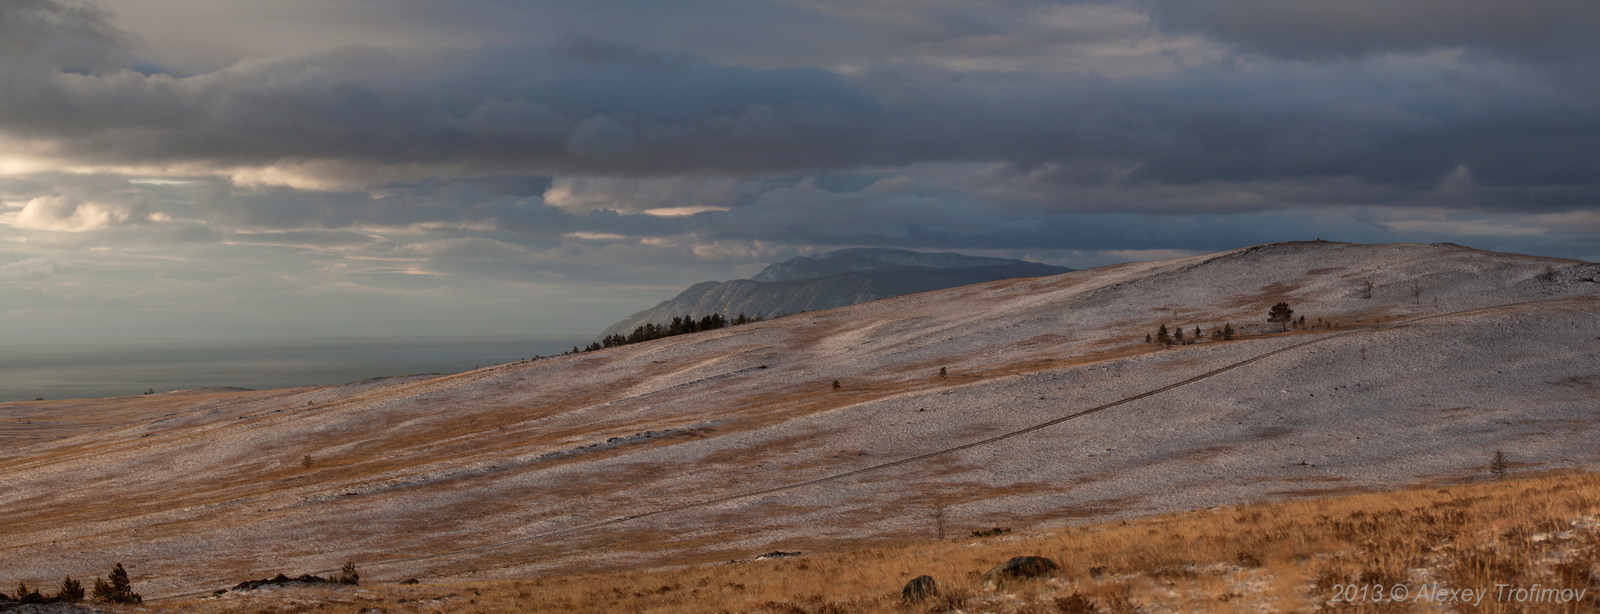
left=0, top=33, right=882, bottom=176
left=1146, top=0, right=1600, bottom=61
left=0, top=0, right=128, bottom=70
left=10, top=39, right=1595, bottom=204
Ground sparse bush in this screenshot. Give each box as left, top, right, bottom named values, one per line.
left=757, top=595, right=853, bottom=613
left=334, top=561, right=360, bottom=585
left=1094, top=583, right=1139, bottom=614
left=969, top=527, right=1011, bottom=538
left=14, top=582, right=41, bottom=603
left=1446, top=546, right=1525, bottom=592
left=1054, top=592, right=1103, bottom=614
left=302, top=454, right=313, bottom=469
left=926, top=586, right=972, bottom=613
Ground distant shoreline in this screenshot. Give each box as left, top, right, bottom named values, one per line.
left=0, top=334, right=590, bottom=403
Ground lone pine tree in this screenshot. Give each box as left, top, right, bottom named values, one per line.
left=1267, top=302, right=1294, bottom=331
left=1491, top=450, right=1510, bottom=480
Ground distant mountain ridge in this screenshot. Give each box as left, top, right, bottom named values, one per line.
left=598, top=248, right=1071, bottom=338
left=749, top=248, right=1039, bottom=282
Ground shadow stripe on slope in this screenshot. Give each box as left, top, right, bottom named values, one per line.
left=148, top=297, right=1575, bottom=600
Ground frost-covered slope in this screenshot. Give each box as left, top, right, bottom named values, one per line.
left=1, top=241, right=1596, bottom=597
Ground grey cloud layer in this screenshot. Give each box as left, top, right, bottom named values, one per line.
left=1147, top=0, right=1600, bottom=60
left=0, top=0, right=1595, bottom=204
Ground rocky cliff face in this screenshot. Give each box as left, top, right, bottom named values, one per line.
left=599, top=248, right=1070, bottom=338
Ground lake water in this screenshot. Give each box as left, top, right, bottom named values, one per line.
left=0, top=335, right=591, bottom=402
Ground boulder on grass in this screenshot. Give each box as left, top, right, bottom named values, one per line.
left=901, top=575, right=938, bottom=603
left=983, top=556, right=1059, bottom=586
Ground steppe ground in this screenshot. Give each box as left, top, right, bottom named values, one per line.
left=2, top=241, right=1597, bottom=609
left=63, top=468, right=1600, bottom=613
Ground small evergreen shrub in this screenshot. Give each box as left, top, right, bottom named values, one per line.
left=334, top=562, right=360, bottom=585
left=91, top=563, right=141, bottom=604
left=58, top=576, right=84, bottom=603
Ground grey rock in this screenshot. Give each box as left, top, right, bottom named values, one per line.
left=901, top=575, right=938, bottom=603
left=984, top=556, right=1059, bottom=585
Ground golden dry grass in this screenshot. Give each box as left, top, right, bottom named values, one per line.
left=106, top=468, right=1600, bottom=613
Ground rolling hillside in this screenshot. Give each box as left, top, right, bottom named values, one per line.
left=1, top=241, right=1597, bottom=600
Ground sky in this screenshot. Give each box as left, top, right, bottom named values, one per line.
left=1, top=0, right=1596, bottom=340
